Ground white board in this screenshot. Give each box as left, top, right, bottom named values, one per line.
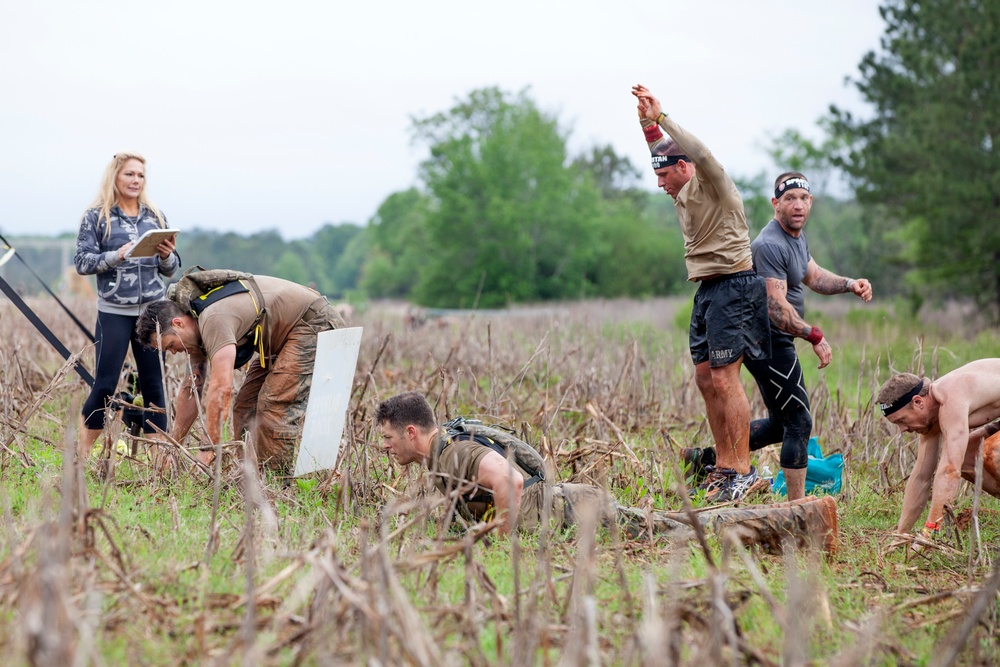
left=294, top=327, right=363, bottom=477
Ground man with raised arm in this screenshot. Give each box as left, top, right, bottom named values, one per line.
left=685, top=172, right=873, bottom=500
left=631, top=83, right=770, bottom=502
left=876, top=360, right=1000, bottom=540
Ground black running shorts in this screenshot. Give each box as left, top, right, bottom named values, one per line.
left=689, top=270, right=770, bottom=368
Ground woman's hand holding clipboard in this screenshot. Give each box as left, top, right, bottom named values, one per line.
left=123, top=229, right=180, bottom=260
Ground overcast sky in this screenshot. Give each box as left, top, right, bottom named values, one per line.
left=0, top=1, right=886, bottom=240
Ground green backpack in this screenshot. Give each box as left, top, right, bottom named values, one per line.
left=440, top=417, right=547, bottom=501
left=166, top=266, right=268, bottom=368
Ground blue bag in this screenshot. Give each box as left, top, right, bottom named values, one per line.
left=771, top=436, right=844, bottom=496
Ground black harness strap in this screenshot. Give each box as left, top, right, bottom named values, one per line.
left=0, top=273, right=95, bottom=387
left=189, top=279, right=250, bottom=316
left=186, top=278, right=265, bottom=368
left=438, top=431, right=544, bottom=507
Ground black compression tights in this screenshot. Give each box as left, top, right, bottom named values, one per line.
left=744, top=340, right=812, bottom=470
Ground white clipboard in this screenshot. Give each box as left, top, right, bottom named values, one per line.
left=124, top=228, right=180, bottom=259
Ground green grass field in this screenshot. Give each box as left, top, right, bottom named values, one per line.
left=0, top=296, right=997, bottom=665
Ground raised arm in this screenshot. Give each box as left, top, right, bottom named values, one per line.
left=803, top=259, right=873, bottom=301
left=631, top=84, right=728, bottom=197
left=634, top=85, right=671, bottom=155
left=476, top=451, right=525, bottom=535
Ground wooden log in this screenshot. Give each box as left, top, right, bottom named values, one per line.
left=632, top=496, right=839, bottom=554
left=701, top=496, right=838, bottom=554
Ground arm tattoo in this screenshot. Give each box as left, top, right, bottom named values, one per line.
left=765, top=278, right=809, bottom=335
left=808, top=267, right=850, bottom=295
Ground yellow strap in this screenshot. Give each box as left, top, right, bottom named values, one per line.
left=244, top=280, right=265, bottom=368
left=197, top=284, right=227, bottom=301
left=242, top=279, right=261, bottom=315
left=254, top=324, right=266, bottom=369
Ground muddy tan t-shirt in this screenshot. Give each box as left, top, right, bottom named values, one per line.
left=196, top=275, right=322, bottom=361
left=647, top=116, right=754, bottom=281
left=429, top=435, right=545, bottom=528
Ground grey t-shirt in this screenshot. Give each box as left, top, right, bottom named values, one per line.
left=751, top=218, right=811, bottom=344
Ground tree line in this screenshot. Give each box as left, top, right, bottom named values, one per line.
left=5, top=0, right=996, bottom=316
left=163, top=88, right=883, bottom=308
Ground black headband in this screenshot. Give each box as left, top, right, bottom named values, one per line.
left=880, top=379, right=924, bottom=416
left=774, top=176, right=810, bottom=199
left=651, top=154, right=689, bottom=171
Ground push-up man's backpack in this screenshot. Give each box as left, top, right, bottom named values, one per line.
left=439, top=417, right=547, bottom=506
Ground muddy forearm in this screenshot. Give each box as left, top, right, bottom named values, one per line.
left=204, top=380, right=232, bottom=445
left=926, top=472, right=961, bottom=528
left=896, top=471, right=933, bottom=533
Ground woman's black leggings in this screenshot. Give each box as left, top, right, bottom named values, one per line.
left=743, top=338, right=812, bottom=469
left=81, top=310, right=168, bottom=433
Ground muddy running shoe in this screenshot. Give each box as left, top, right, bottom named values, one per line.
left=689, top=464, right=726, bottom=498
left=702, top=466, right=770, bottom=503
left=681, top=447, right=716, bottom=485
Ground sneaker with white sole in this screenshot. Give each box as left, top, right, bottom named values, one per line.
left=703, top=465, right=770, bottom=503
left=689, top=464, right=725, bottom=498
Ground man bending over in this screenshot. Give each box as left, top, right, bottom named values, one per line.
left=876, top=359, right=1000, bottom=540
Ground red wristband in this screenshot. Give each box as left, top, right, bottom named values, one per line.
left=925, top=520, right=940, bottom=531
left=643, top=125, right=663, bottom=142
left=806, top=326, right=824, bottom=345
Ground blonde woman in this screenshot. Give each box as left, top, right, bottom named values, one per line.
left=74, top=153, right=179, bottom=459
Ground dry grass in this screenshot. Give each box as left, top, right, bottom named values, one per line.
left=0, top=295, right=998, bottom=665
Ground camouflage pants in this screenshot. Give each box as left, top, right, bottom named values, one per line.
left=232, top=300, right=344, bottom=471
left=516, top=483, right=618, bottom=532
left=519, top=483, right=688, bottom=537
left=527, top=485, right=838, bottom=546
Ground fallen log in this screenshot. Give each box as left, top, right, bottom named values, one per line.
left=699, top=496, right=838, bottom=555
left=621, top=496, right=839, bottom=554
